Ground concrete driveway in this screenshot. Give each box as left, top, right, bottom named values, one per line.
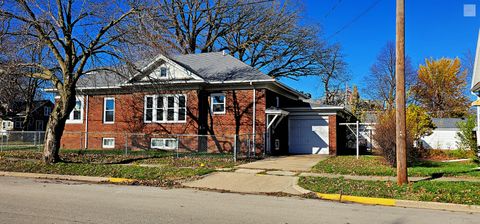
left=184, top=155, right=327, bottom=195
left=236, top=155, right=328, bottom=172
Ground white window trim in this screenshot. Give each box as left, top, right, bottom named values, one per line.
left=211, top=93, right=226, bottom=115
left=150, top=138, right=177, bottom=150
left=144, top=94, right=187, bottom=123
left=66, top=96, right=84, bottom=124
left=103, top=97, right=115, bottom=124
left=102, top=138, right=115, bottom=149
left=159, top=67, right=168, bottom=77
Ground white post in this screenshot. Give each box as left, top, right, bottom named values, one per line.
left=233, top=135, right=237, bottom=163
left=477, top=105, right=480, bottom=156
left=252, top=88, right=256, bottom=157
left=176, top=137, right=179, bottom=158
left=84, top=95, right=89, bottom=150
left=356, top=120, right=359, bottom=159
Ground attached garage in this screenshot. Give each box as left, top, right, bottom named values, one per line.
left=267, top=105, right=355, bottom=155
left=266, top=106, right=354, bottom=156
left=288, top=115, right=329, bottom=154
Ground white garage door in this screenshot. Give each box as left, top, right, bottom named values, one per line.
left=288, top=116, right=329, bottom=154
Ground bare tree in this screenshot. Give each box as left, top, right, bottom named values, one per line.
left=316, top=44, right=349, bottom=105
left=0, top=0, right=140, bottom=163
left=0, top=35, right=45, bottom=125
left=365, top=41, right=415, bottom=109
left=133, top=0, right=322, bottom=78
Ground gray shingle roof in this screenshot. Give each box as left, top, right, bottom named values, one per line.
left=77, top=70, right=129, bottom=88
left=432, top=118, right=464, bottom=129
left=76, top=52, right=273, bottom=88
left=170, top=52, right=273, bottom=82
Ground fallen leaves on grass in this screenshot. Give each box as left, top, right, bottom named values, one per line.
left=299, top=176, right=480, bottom=205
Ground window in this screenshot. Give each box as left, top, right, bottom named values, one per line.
left=102, top=138, right=115, bottom=149
left=44, top=107, right=51, bottom=117
left=144, top=95, right=187, bottom=123
left=14, top=121, right=22, bottom=129
left=67, top=96, right=84, bottom=123
left=151, top=138, right=177, bottom=150
left=103, top=97, right=115, bottom=124
left=2, top=121, right=7, bottom=129
left=35, top=120, right=43, bottom=131
left=211, top=93, right=226, bottom=114
left=160, top=67, right=168, bottom=77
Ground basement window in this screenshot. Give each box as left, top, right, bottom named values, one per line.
left=102, top=138, right=115, bottom=149
left=151, top=138, right=177, bottom=150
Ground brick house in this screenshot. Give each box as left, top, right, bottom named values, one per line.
left=56, top=52, right=353, bottom=155
left=0, top=100, right=53, bottom=132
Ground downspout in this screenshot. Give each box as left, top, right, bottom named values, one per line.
left=250, top=82, right=256, bottom=156
left=84, top=94, right=89, bottom=150
left=477, top=97, right=480, bottom=155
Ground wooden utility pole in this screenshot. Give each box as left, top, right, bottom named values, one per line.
left=395, top=0, right=408, bottom=185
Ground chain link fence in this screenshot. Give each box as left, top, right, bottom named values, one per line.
left=0, top=131, right=45, bottom=151
left=0, top=131, right=266, bottom=160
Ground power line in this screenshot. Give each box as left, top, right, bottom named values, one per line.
left=326, top=0, right=382, bottom=40
left=323, top=0, right=343, bottom=19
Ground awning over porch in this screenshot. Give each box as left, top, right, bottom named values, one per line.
left=265, top=107, right=289, bottom=131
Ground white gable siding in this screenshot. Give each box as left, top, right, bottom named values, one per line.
left=142, top=62, right=197, bottom=81
left=421, top=129, right=459, bottom=150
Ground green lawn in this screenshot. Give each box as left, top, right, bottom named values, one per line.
left=0, top=150, right=241, bottom=168
left=0, top=159, right=212, bottom=186
left=299, top=176, right=480, bottom=205
left=0, top=150, right=242, bottom=186
left=312, top=156, right=480, bottom=178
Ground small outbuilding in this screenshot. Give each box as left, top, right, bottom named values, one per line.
left=421, top=118, right=462, bottom=150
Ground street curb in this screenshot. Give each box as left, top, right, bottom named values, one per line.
left=0, top=171, right=135, bottom=184
left=108, top=177, right=136, bottom=183
left=315, top=192, right=480, bottom=213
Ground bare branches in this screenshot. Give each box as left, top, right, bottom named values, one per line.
left=364, top=41, right=416, bottom=109
left=315, top=43, right=349, bottom=105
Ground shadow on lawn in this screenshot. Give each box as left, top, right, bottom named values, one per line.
left=416, top=169, right=480, bottom=182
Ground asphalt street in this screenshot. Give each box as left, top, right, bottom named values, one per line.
left=0, top=176, right=478, bottom=224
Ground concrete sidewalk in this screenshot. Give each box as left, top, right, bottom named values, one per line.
left=183, top=171, right=309, bottom=195
left=236, top=155, right=328, bottom=171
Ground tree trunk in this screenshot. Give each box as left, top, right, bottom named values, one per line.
left=43, top=90, right=76, bottom=164
left=22, top=100, right=32, bottom=131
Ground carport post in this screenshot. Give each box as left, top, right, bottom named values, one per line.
left=356, top=120, right=359, bottom=159
left=233, top=135, right=237, bottom=163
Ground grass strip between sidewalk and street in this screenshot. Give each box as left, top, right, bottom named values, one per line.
left=312, top=156, right=480, bottom=178
left=299, top=176, right=480, bottom=205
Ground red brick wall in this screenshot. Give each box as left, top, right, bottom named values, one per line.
left=328, top=115, right=337, bottom=156
left=61, top=89, right=266, bottom=152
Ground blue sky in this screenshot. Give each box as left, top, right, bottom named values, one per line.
left=280, top=0, right=480, bottom=99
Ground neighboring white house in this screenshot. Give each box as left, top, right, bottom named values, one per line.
left=471, top=30, right=480, bottom=154
left=421, top=118, right=463, bottom=150
left=0, top=119, right=14, bottom=136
